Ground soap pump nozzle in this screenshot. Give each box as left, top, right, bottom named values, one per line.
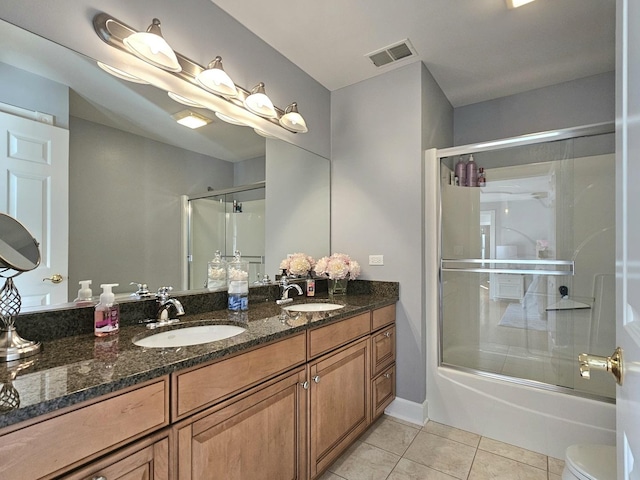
left=99, top=283, right=118, bottom=306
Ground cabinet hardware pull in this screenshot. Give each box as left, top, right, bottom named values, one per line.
left=92, top=476, right=107, bottom=480
left=384, top=373, right=392, bottom=379
left=385, top=331, right=392, bottom=338
left=300, top=381, right=309, bottom=390
left=313, top=375, right=320, bottom=383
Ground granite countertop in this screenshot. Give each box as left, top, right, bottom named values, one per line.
left=0, top=292, right=397, bottom=430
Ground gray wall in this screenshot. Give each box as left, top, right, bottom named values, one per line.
left=0, top=0, right=330, bottom=159
left=0, top=63, right=69, bottom=128
left=234, top=157, right=266, bottom=187
left=331, top=61, right=453, bottom=404
left=69, top=116, right=234, bottom=297
left=454, top=71, right=615, bottom=145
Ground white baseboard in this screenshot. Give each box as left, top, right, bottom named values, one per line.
left=384, top=397, right=428, bottom=427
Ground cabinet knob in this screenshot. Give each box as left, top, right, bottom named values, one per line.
left=384, top=373, right=392, bottom=379
left=300, top=381, right=309, bottom=390
left=92, top=476, right=107, bottom=480
left=312, top=375, right=320, bottom=383
left=385, top=331, right=392, bottom=338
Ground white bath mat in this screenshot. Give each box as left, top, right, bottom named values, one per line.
left=498, top=303, right=547, bottom=331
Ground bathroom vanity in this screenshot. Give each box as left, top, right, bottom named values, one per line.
left=0, top=286, right=397, bottom=480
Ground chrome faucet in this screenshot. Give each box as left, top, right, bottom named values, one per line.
left=155, top=286, right=185, bottom=321
left=276, top=278, right=303, bottom=305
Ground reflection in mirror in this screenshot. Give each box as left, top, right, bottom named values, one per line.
left=0, top=214, right=40, bottom=273
left=0, top=19, right=330, bottom=312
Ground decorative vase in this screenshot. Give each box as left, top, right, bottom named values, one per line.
left=329, top=278, right=348, bottom=295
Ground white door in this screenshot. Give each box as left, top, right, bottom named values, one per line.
left=617, top=0, right=640, bottom=477
left=0, top=110, right=69, bottom=307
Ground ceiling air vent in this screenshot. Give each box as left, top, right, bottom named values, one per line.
left=366, top=39, right=417, bottom=67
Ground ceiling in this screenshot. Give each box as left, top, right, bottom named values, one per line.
left=210, top=0, right=616, bottom=107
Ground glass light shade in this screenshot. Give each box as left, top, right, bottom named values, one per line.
left=254, top=128, right=276, bottom=138
left=279, top=102, right=308, bottom=133
left=196, top=57, right=237, bottom=97
left=215, top=112, right=247, bottom=126
left=123, top=18, right=181, bottom=72
left=97, top=62, right=150, bottom=84
left=244, top=83, right=277, bottom=118
left=168, top=91, right=206, bottom=108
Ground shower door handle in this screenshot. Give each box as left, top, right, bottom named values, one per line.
left=578, top=347, right=623, bottom=386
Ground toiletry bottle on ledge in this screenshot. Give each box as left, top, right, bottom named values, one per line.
left=455, top=157, right=467, bottom=187
left=477, top=168, right=486, bottom=187
left=74, top=280, right=93, bottom=305
left=94, top=283, right=120, bottom=337
left=466, top=154, right=478, bottom=187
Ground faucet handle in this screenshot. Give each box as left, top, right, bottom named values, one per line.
left=156, top=286, right=173, bottom=301
left=130, top=282, right=151, bottom=297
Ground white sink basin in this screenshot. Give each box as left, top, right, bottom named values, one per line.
left=283, top=303, right=345, bottom=313
left=133, top=324, right=246, bottom=348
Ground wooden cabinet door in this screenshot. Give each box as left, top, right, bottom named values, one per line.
left=176, top=369, right=307, bottom=480
left=309, top=337, right=370, bottom=479
left=61, top=435, right=169, bottom=480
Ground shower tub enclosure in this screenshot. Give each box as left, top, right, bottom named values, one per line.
left=425, top=123, right=616, bottom=458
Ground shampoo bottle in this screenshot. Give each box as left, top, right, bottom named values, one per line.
left=466, top=154, right=478, bottom=187
left=94, top=283, right=120, bottom=337
left=454, top=157, right=467, bottom=187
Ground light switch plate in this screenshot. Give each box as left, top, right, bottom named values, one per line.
left=369, top=255, right=384, bottom=266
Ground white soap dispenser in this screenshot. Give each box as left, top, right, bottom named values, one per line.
left=94, top=283, right=120, bottom=337
left=74, top=280, right=93, bottom=304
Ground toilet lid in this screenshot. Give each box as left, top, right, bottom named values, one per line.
left=565, top=444, right=616, bottom=480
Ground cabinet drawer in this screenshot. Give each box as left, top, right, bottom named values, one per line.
left=0, top=377, right=169, bottom=480
left=372, top=304, right=395, bottom=331
left=372, top=364, right=395, bottom=420
left=371, top=325, right=396, bottom=377
left=61, top=433, right=169, bottom=480
left=174, top=333, right=306, bottom=418
left=308, top=312, right=370, bottom=358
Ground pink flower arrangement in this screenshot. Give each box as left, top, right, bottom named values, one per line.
left=314, top=253, right=361, bottom=281
left=279, top=252, right=315, bottom=276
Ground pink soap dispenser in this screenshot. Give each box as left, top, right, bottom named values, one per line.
left=94, top=283, right=120, bottom=337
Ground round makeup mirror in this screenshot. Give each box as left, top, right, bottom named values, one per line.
left=0, top=214, right=40, bottom=274
left=0, top=213, right=42, bottom=361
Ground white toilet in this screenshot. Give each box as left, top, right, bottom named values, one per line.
left=562, top=444, right=616, bottom=480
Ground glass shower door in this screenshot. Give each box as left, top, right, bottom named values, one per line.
left=439, top=134, right=616, bottom=401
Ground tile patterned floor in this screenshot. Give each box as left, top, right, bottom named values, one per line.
left=318, top=416, right=565, bottom=480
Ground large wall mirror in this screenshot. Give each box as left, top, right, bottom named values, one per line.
left=0, top=18, right=330, bottom=311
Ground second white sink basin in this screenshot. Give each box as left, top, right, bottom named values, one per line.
left=283, top=303, right=345, bottom=313
left=133, top=324, right=246, bottom=348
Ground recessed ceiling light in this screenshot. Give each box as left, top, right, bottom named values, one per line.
left=172, top=110, right=212, bottom=129
left=506, top=0, right=535, bottom=8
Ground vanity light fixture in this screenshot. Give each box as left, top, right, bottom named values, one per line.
left=123, top=18, right=181, bottom=72
left=196, top=56, right=238, bottom=97
left=172, top=110, right=212, bottom=129
left=94, top=13, right=308, bottom=133
left=254, top=128, right=277, bottom=138
left=215, top=112, right=247, bottom=126
left=97, top=62, right=150, bottom=84
left=244, top=83, right=277, bottom=118
left=279, top=102, right=308, bottom=133
left=168, top=91, right=206, bottom=108
left=506, top=0, right=535, bottom=8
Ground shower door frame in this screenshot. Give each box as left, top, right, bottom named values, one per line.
left=436, top=121, right=615, bottom=402
left=184, top=181, right=266, bottom=290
